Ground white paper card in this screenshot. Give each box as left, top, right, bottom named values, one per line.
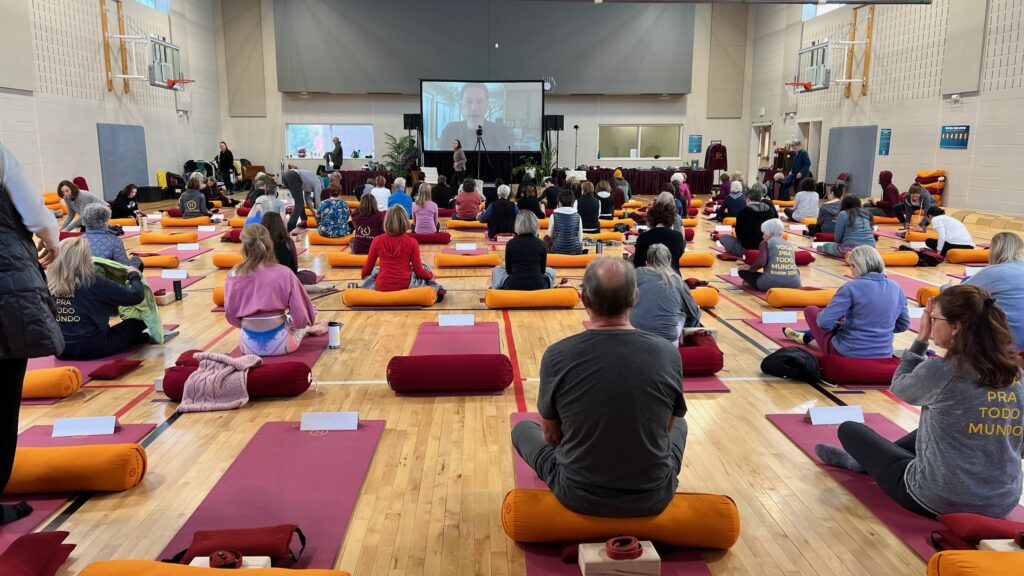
left=729, top=268, right=739, bottom=276
left=148, top=213, right=162, bottom=220
left=300, top=411, right=358, bottom=431
left=154, top=377, right=164, bottom=393
left=122, top=225, right=140, bottom=232
left=211, top=215, right=224, bottom=222
left=177, top=243, right=200, bottom=251
left=161, top=269, right=189, bottom=279
left=964, top=266, right=983, bottom=277
left=438, top=314, right=475, bottom=327
left=421, top=166, right=439, bottom=184
left=874, top=225, right=879, bottom=232
left=811, top=242, right=825, bottom=249
left=789, top=224, right=807, bottom=232
left=455, top=243, right=477, bottom=251
left=910, top=242, right=927, bottom=250
left=807, top=405, right=865, bottom=426
left=908, top=307, right=925, bottom=319
left=761, top=311, right=798, bottom=324
left=715, top=225, right=733, bottom=233
left=198, top=225, right=216, bottom=232
left=52, top=416, right=117, bottom=437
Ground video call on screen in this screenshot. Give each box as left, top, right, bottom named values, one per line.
left=421, top=81, right=543, bottom=152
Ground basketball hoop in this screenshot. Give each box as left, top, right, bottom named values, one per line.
left=786, top=81, right=814, bottom=93
left=166, top=78, right=195, bottom=91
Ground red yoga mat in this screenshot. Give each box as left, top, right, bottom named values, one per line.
left=157, top=246, right=214, bottom=262
left=767, top=413, right=1024, bottom=560
left=0, top=423, right=156, bottom=555
left=440, top=247, right=489, bottom=256
left=26, top=345, right=143, bottom=385
left=230, top=333, right=329, bottom=368
left=409, top=322, right=500, bottom=356
left=509, top=414, right=711, bottom=575
left=145, top=275, right=206, bottom=293
left=157, top=420, right=384, bottom=569
left=743, top=318, right=810, bottom=348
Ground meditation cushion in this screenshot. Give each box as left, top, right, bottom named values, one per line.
left=904, top=230, right=938, bottom=242
left=22, top=367, right=82, bottom=399
left=813, top=233, right=835, bottom=242
left=229, top=216, right=247, bottom=228
left=235, top=206, right=250, bottom=216
left=679, top=252, right=714, bottom=267
left=583, top=231, right=623, bottom=241
left=43, top=192, right=61, bottom=204
left=877, top=251, right=920, bottom=266
left=692, top=287, right=719, bottom=308
left=109, top=218, right=136, bottom=227
left=690, top=198, right=703, bottom=208
left=446, top=219, right=487, bottom=230
left=438, top=208, right=455, bottom=217
left=0, top=530, right=75, bottom=576
left=308, top=231, right=352, bottom=245
left=386, top=354, right=513, bottom=393
left=484, top=288, right=579, bottom=309
left=678, top=334, right=724, bottom=376
left=140, top=232, right=198, bottom=244
left=89, top=359, right=143, bottom=380
left=327, top=253, right=370, bottom=267
left=546, top=253, right=598, bottom=267
left=937, top=512, right=1024, bottom=543
left=434, top=253, right=502, bottom=267
left=927, top=551, right=1024, bottom=576
left=162, top=363, right=312, bottom=401
left=687, top=207, right=699, bottom=217
left=818, top=354, right=899, bottom=385
left=409, top=232, right=451, bottom=244
left=212, top=253, right=243, bottom=269
left=622, top=201, right=643, bottom=209
left=598, top=218, right=634, bottom=229
left=139, top=255, right=180, bottom=269
left=79, top=561, right=351, bottom=576
left=917, top=169, right=946, bottom=179
left=161, top=216, right=212, bottom=227
left=946, top=249, right=989, bottom=264
left=4, top=444, right=147, bottom=494
left=221, top=229, right=242, bottom=243
left=764, top=288, right=837, bottom=308
left=917, top=285, right=940, bottom=306
left=742, top=250, right=814, bottom=266
left=165, top=208, right=183, bottom=217
left=873, top=216, right=901, bottom=224
left=212, top=285, right=225, bottom=307
left=774, top=200, right=795, bottom=207
left=342, top=287, right=436, bottom=308
left=801, top=218, right=817, bottom=225
left=684, top=228, right=694, bottom=241
left=501, top=489, right=739, bottom=549
left=682, top=218, right=698, bottom=228
left=722, top=217, right=736, bottom=226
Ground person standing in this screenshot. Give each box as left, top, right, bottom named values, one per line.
left=217, top=141, right=235, bottom=193
left=405, top=139, right=421, bottom=174
left=782, top=140, right=811, bottom=197
left=329, top=136, right=344, bottom=169
left=452, top=139, right=466, bottom=185
left=0, top=144, right=63, bottom=525
left=281, top=168, right=323, bottom=232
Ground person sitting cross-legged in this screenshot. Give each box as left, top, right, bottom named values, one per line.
left=511, top=257, right=687, bottom=517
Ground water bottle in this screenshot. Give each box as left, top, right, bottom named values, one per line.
left=328, top=321, right=341, bottom=349
left=596, top=241, right=604, bottom=254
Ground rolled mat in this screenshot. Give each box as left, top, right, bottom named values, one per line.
left=679, top=252, right=714, bottom=267
left=927, top=550, right=1024, bottom=576
left=342, top=287, right=436, bottom=308
left=80, top=562, right=351, bottom=576
left=140, top=232, right=198, bottom=244
left=156, top=421, right=384, bottom=569
left=946, top=249, right=989, bottom=264
left=212, top=253, right=243, bottom=269
left=22, top=367, right=82, bottom=400
left=546, top=253, right=597, bottom=267
left=5, top=443, right=146, bottom=495
left=484, top=288, right=579, bottom=309
left=162, top=362, right=311, bottom=401
left=139, top=255, right=180, bottom=269
left=326, top=253, right=370, bottom=267
left=308, top=231, right=352, bottom=245
left=387, top=354, right=512, bottom=393
left=161, top=216, right=212, bottom=227
left=433, top=252, right=502, bottom=267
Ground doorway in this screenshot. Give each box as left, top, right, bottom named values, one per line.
left=797, top=120, right=823, bottom=179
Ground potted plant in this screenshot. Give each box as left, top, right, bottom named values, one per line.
left=511, top=140, right=555, bottom=182
left=382, top=133, right=415, bottom=180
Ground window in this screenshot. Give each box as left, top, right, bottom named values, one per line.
left=134, top=0, right=169, bottom=13
left=598, top=125, right=682, bottom=159
left=802, top=4, right=844, bottom=20
left=285, top=124, right=375, bottom=160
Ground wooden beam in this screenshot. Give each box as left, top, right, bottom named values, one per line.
left=862, top=5, right=875, bottom=96
left=844, top=7, right=857, bottom=99
left=100, top=0, right=113, bottom=91
left=116, top=0, right=129, bottom=93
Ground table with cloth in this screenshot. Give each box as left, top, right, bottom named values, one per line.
left=328, top=169, right=392, bottom=194
left=553, top=168, right=712, bottom=196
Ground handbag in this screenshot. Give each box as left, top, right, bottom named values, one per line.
left=164, top=524, right=306, bottom=567
left=760, top=348, right=821, bottom=384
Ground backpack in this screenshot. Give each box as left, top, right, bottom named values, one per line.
left=760, top=348, right=821, bottom=384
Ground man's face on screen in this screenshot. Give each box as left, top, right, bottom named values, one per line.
left=461, top=86, right=489, bottom=126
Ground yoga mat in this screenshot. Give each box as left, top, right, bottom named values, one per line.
left=847, top=272, right=934, bottom=301
left=409, top=322, right=500, bottom=356
left=874, top=227, right=906, bottom=240
left=767, top=413, right=1024, bottom=560
left=27, top=346, right=143, bottom=385
left=145, top=274, right=206, bottom=293
left=229, top=333, right=329, bottom=369
left=195, top=229, right=223, bottom=241
left=0, top=423, right=156, bottom=555
left=121, top=230, right=141, bottom=239
left=743, top=318, right=809, bottom=348
left=716, top=274, right=766, bottom=299
left=441, top=247, right=489, bottom=256
left=157, top=245, right=214, bottom=262
left=510, top=414, right=711, bottom=576
left=157, top=420, right=384, bottom=569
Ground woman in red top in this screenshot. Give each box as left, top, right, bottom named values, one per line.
left=350, top=194, right=385, bottom=255
left=360, top=205, right=446, bottom=301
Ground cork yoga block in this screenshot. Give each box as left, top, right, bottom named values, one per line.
left=22, top=367, right=82, bottom=399
left=4, top=443, right=147, bottom=494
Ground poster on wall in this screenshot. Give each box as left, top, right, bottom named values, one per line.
left=939, top=125, right=970, bottom=150
left=878, top=128, right=891, bottom=156
left=687, top=134, right=703, bottom=154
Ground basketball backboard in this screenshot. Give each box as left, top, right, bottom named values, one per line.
left=793, top=42, right=831, bottom=93
left=147, top=35, right=184, bottom=90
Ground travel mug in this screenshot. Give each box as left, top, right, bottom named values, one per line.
left=596, top=240, right=604, bottom=254
left=328, top=321, right=341, bottom=349
left=172, top=280, right=183, bottom=301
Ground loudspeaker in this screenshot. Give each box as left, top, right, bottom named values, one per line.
left=543, top=115, right=564, bottom=131
left=404, top=113, right=422, bottom=130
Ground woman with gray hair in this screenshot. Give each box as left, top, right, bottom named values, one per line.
left=478, top=183, right=518, bottom=239
left=491, top=211, right=556, bottom=290
left=784, top=245, right=910, bottom=357
left=738, top=218, right=801, bottom=292
left=630, top=243, right=701, bottom=343
left=962, top=231, right=1024, bottom=349
left=82, top=203, right=143, bottom=270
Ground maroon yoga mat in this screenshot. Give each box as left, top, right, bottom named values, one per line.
left=767, top=413, right=1024, bottom=559
left=716, top=274, right=767, bottom=299
left=145, top=274, right=206, bottom=293
left=509, top=414, right=711, bottom=575
left=27, top=346, right=144, bottom=385
left=0, top=423, right=156, bottom=555
left=440, top=247, right=488, bottom=256
left=409, top=322, right=500, bottom=356
left=157, top=420, right=384, bottom=569
left=847, top=272, right=934, bottom=301
left=229, top=333, right=329, bottom=369
left=157, top=245, right=214, bottom=262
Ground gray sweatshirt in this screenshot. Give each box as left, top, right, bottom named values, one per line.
left=892, top=339, right=1024, bottom=517
left=629, top=267, right=701, bottom=342
left=62, top=189, right=104, bottom=231
left=749, top=236, right=802, bottom=291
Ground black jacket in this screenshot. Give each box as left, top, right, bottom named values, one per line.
left=483, top=199, right=518, bottom=240
left=111, top=195, right=138, bottom=219
left=735, top=203, right=775, bottom=250
left=431, top=184, right=453, bottom=207
left=217, top=149, right=235, bottom=176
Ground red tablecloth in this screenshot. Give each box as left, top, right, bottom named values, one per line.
left=329, top=169, right=391, bottom=193
left=554, top=168, right=712, bottom=197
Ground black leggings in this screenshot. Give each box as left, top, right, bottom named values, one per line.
left=282, top=170, right=307, bottom=233
left=0, top=358, right=27, bottom=492
left=837, top=421, right=935, bottom=518
left=924, top=238, right=974, bottom=256
left=738, top=269, right=762, bottom=290
left=57, top=319, right=148, bottom=360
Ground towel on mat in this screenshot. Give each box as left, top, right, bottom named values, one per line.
left=178, top=352, right=262, bottom=413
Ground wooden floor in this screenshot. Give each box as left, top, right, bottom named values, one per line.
left=21, top=195, right=1013, bottom=575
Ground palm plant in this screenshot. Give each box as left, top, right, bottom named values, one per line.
left=382, top=133, right=415, bottom=180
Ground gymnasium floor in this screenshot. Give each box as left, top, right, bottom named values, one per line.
left=18, top=194, right=1001, bottom=575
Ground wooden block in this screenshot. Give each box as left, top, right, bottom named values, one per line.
left=979, top=539, right=1024, bottom=552
left=578, top=540, right=660, bottom=575
left=154, top=292, right=175, bottom=306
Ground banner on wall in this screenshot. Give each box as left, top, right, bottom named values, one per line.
left=939, top=125, right=970, bottom=150
left=878, top=128, right=891, bottom=156
left=687, top=134, right=703, bottom=154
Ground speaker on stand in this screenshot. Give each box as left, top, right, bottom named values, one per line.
left=543, top=114, right=565, bottom=172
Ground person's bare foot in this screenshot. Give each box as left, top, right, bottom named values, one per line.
left=307, top=322, right=329, bottom=336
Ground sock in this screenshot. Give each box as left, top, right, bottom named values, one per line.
left=0, top=502, right=33, bottom=526
left=782, top=327, right=812, bottom=345
left=814, top=444, right=866, bottom=473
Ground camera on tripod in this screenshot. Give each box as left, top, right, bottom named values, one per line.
left=476, top=125, right=484, bottom=137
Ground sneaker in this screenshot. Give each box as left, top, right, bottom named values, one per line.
left=435, top=287, right=447, bottom=303
left=782, top=327, right=809, bottom=345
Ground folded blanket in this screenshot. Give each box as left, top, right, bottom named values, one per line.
left=178, top=352, right=261, bottom=413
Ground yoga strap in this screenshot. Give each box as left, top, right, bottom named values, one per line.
left=605, top=536, right=643, bottom=560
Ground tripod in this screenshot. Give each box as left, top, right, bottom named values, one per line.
left=473, top=126, right=490, bottom=180
left=573, top=124, right=579, bottom=168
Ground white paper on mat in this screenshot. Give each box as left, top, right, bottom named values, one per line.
left=455, top=243, right=476, bottom=251
left=198, top=225, right=216, bottom=232
left=177, top=243, right=200, bottom=251
left=438, top=314, right=474, bottom=327
left=807, top=406, right=865, bottom=426
left=161, top=269, right=189, bottom=279
left=908, top=307, right=925, bottom=319
left=761, top=311, right=798, bottom=324
left=300, top=411, right=358, bottom=431
left=52, top=416, right=117, bottom=437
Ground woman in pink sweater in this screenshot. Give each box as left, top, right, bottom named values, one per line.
left=411, top=182, right=439, bottom=233
left=224, top=225, right=325, bottom=356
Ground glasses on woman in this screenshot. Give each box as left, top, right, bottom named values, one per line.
left=929, top=315, right=949, bottom=323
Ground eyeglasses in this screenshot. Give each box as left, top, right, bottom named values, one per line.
left=929, top=315, right=949, bottom=323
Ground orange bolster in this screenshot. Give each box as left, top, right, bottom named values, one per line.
left=536, top=218, right=549, bottom=228
left=22, top=367, right=82, bottom=399
left=926, top=550, right=1024, bottom=576
left=4, top=443, right=147, bottom=494
left=764, top=288, right=837, bottom=308
left=599, top=218, right=634, bottom=229
left=722, top=217, right=736, bottom=226
left=139, top=255, right=180, bottom=269
left=904, top=231, right=938, bottom=242
left=917, top=169, right=946, bottom=179
left=583, top=231, right=623, bottom=242
left=446, top=219, right=488, bottom=230
left=162, top=216, right=212, bottom=227
left=946, top=249, right=989, bottom=264
left=80, top=561, right=351, bottom=576
left=501, top=489, right=740, bottom=549
left=213, top=285, right=225, bottom=307
left=690, top=198, right=703, bottom=208
left=109, top=218, right=137, bottom=227
left=679, top=252, right=714, bottom=267
left=917, top=286, right=940, bottom=307
left=211, top=200, right=223, bottom=208
left=545, top=253, right=598, bottom=267
left=327, top=253, right=370, bottom=267
left=682, top=218, right=698, bottom=228
left=692, top=287, right=719, bottom=308
left=306, top=217, right=317, bottom=228
left=877, top=251, right=919, bottom=266
left=346, top=200, right=360, bottom=209
left=801, top=217, right=817, bottom=225
left=212, top=253, right=244, bottom=269
left=305, top=208, right=315, bottom=216
left=42, top=192, right=61, bottom=204
left=140, top=232, right=198, bottom=244
left=774, top=200, right=795, bottom=208
left=622, top=201, right=643, bottom=209
left=434, top=253, right=502, bottom=267
left=613, top=210, right=625, bottom=218
left=308, top=232, right=352, bottom=245
left=484, top=288, right=579, bottom=309
left=229, top=216, right=247, bottom=228
left=923, top=181, right=945, bottom=191
left=342, top=287, right=436, bottom=308
left=873, top=216, right=901, bottom=224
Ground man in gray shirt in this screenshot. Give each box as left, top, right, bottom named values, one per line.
left=511, top=257, right=688, bottom=517
left=281, top=168, right=323, bottom=233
